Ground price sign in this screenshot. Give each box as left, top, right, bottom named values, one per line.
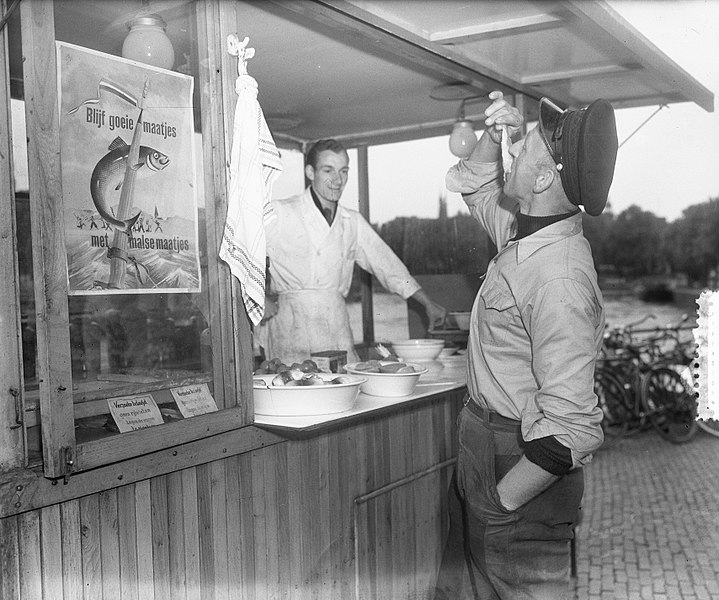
left=170, top=383, right=218, bottom=418
left=107, top=394, right=164, bottom=433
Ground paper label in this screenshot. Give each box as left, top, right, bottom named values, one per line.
left=694, top=289, right=719, bottom=420
left=107, top=394, right=164, bottom=433
left=170, top=383, right=218, bottom=418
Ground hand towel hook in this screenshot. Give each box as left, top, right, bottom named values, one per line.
left=227, top=34, right=255, bottom=76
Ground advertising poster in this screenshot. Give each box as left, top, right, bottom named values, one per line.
left=57, top=42, right=200, bottom=295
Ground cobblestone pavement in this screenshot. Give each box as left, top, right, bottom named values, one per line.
left=572, top=427, right=719, bottom=600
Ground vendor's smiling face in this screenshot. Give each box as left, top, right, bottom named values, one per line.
left=306, top=150, right=350, bottom=204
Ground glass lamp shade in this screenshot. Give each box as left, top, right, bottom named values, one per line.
left=122, top=14, right=175, bottom=70
left=449, top=120, right=478, bottom=158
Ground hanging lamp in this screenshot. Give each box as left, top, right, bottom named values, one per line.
left=448, top=99, right=478, bottom=158
left=122, top=12, right=175, bottom=70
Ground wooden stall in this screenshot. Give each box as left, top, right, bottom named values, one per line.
left=1, top=389, right=464, bottom=599
left=0, top=1, right=712, bottom=598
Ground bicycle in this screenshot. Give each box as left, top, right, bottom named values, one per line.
left=642, top=315, right=719, bottom=439
left=594, top=315, right=698, bottom=445
left=594, top=314, right=657, bottom=443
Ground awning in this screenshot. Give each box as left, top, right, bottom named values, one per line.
left=8, top=0, right=714, bottom=148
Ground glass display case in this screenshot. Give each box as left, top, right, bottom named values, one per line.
left=7, top=0, right=253, bottom=478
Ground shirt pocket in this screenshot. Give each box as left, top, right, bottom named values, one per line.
left=479, top=273, right=519, bottom=346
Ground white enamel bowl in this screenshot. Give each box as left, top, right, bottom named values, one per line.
left=252, top=373, right=366, bottom=416
left=344, top=361, right=428, bottom=397
left=438, top=346, right=458, bottom=358
left=390, top=339, right=444, bottom=361
left=448, top=311, right=471, bottom=330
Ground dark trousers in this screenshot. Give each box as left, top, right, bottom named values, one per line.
left=434, top=403, right=583, bottom=600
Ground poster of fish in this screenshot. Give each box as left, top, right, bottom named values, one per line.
left=57, top=42, right=201, bottom=295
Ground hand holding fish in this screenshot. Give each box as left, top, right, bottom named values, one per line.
left=483, top=91, right=523, bottom=145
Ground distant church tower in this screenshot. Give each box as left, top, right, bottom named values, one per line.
left=438, top=194, right=448, bottom=220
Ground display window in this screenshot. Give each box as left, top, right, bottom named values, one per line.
left=4, top=0, right=253, bottom=479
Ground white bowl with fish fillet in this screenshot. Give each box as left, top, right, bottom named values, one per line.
left=252, top=373, right=366, bottom=416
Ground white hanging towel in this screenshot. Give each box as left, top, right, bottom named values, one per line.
left=219, top=73, right=282, bottom=325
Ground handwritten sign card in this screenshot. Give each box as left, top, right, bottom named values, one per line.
left=170, top=383, right=218, bottom=418
left=107, top=394, right=164, bottom=433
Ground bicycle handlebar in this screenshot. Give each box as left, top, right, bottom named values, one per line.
left=602, top=315, right=696, bottom=367
left=606, top=312, right=693, bottom=337
left=626, top=313, right=657, bottom=329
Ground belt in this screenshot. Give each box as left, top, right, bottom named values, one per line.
left=464, top=394, right=521, bottom=428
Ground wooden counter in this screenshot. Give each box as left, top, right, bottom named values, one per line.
left=0, top=359, right=467, bottom=599
left=255, top=356, right=467, bottom=433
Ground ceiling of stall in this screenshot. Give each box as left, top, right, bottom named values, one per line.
left=6, top=0, right=714, bottom=149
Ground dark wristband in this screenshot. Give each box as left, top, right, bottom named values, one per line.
left=524, top=436, right=573, bottom=476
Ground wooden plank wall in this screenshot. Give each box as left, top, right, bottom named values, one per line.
left=0, top=393, right=462, bottom=600
left=0, top=0, right=25, bottom=471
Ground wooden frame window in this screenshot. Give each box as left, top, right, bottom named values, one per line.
left=5, top=0, right=255, bottom=480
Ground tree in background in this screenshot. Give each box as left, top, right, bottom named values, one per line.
left=607, top=205, right=668, bottom=276
left=666, top=198, right=719, bottom=284
left=581, top=207, right=616, bottom=272
left=378, top=214, right=489, bottom=276
left=366, top=196, right=719, bottom=291
left=347, top=204, right=490, bottom=300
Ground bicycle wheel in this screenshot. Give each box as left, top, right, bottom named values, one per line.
left=641, top=366, right=698, bottom=443
left=594, top=367, right=630, bottom=443
left=664, top=364, right=719, bottom=438
left=697, top=419, right=719, bottom=438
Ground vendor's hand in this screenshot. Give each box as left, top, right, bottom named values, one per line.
left=411, top=289, right=447, bottom=330
left=483, top=91, right=523, bottom=145
left=425, top=301, right=447, bottom=330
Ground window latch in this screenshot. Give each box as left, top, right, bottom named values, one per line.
left=9, top=387, right=22, bottom=429
left=60, top=446, right=76, bottom=484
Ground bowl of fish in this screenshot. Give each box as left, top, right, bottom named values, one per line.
left=252, top=369, right=366, bottom=416
left=344, top=360, right=428, bottom=397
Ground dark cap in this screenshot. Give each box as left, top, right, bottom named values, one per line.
left=538, top=98, right=618, bottom=216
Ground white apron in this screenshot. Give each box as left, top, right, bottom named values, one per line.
left=263, top=289, right=359, bottom=365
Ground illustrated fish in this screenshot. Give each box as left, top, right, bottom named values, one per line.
left=89, top=136, right=170, bottom=235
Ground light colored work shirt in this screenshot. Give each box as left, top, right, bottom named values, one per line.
left=262, top=188, right=420, bottom=362
left=453, top=161, right=605, bottom=468
left=266, top=188, right=419, bottom=298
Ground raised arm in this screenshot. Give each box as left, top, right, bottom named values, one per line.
left=467, top=90, right=523, bottom=162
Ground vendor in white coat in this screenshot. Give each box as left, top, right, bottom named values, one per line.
left=261, top=139, right=447, bottom=364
